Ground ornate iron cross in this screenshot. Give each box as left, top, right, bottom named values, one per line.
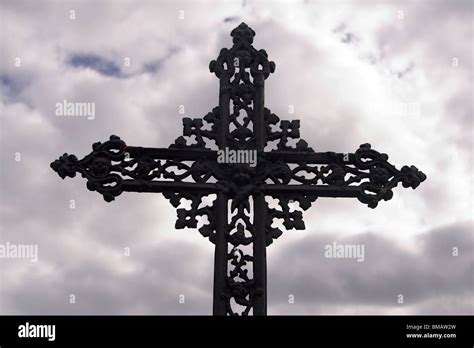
left=51, top=23, right=426, bottom=316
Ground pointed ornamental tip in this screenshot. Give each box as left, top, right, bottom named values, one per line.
left=231, top=22, right=256, bottom=44
left=210, top=22, right=275, bottom=79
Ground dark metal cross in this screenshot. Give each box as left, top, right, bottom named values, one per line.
left=51, top=23, right=426, bottom=316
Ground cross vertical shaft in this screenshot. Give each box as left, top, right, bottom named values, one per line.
left=252, top=73, right=268, bottom=315
left=209, top=23, right=276, bottom=315
left=212, top=67, right=230, bottom=315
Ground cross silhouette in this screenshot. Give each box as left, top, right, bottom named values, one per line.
left=51, top=23, right=426, bottom=316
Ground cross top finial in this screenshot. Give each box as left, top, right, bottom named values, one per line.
left=231, top=22, right=256, bottom=44
left=210, top=23, right=275, bottom=79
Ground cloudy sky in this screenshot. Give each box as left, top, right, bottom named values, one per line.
left=0, top=0, right=472, bottom=315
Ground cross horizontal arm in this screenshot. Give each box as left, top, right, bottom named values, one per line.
left=261, top=143, right=426, bottom=208
left=121, top=181, right=217, bottom=194
left=126, top=146, right=217, bottom=161
left=263, top=151, right=355, bottom=164
left=264, top=184, right=359, bottom=197
left=50, top=135, right=218, bottom=202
